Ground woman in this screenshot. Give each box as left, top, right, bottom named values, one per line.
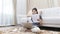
left=25, top=8, right=43, bottom=32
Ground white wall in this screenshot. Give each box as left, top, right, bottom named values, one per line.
left=16, top=0, right=26, bottom=15
left=16, top=0, right=27, bottom=24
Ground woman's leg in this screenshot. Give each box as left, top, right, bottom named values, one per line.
left=32, top=23, right=40, bottom=27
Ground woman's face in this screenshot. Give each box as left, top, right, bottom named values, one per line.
left=32, top=10, right=37, bottom=14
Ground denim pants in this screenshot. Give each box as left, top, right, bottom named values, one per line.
left=32, top=23, right=40, bottom=27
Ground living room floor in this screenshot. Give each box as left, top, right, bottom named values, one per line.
left=0, top=26, right=60, bottom=34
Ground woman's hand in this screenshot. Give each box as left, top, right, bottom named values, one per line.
left=37, top=19, right=43, bottom=25
left=37, top=19, right=40, bottom=21
left=40, top=20, right=43, bottom=25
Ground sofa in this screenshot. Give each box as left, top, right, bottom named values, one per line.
left=27, top=7, right=60, bottom=27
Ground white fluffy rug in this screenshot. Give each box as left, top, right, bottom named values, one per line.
left=0, top=26, right=60, bottom=34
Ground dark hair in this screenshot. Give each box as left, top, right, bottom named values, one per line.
left=32, top=8, right=38, bottom=14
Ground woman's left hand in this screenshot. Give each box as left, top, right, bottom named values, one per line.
left=37, top=19, right=40, bottom=21
left=37, top=19, right=43, bottom=25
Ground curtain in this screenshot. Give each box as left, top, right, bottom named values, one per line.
left=0, top=0, right=15, bottom=26
left=0, top=0, right=3, bottom=26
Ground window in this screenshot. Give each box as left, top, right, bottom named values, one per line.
left=0, top=0, right=14, bottom=26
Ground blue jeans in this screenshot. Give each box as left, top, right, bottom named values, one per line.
left=32, top=23, right=40, bottom=27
